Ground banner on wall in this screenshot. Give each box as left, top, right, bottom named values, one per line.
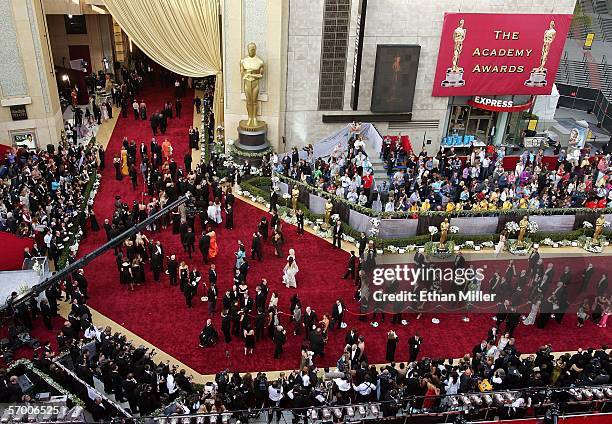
left=432, top=13, right=572, bottom=96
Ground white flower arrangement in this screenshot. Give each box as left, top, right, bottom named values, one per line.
left=527, top=221, right=538, bottom=234
left=331, top=214, right=340, bottom=222
left=271, top=176, right=280, bottom=184
left=282, top=193, right=291, bottom=199
left=480, top=241, right=495, bottom=248
left=235, top=189, right=243, bottom=196
left=369, top=217, right=381, bottom=227
left=605, top=221, right=611, bottom=228
left=463, top=240, right=475, bottom=249
left=256, top=196, right=265, bottom=203
left=227, top=139, right=235, bottom=146
left=428, top=226, right=439, bottom=235
left=242, top=190, right=251, bottom=197
left=583, top=221, right=593, bottom=229
left=449, top=225, right=459, bottom=234
left=505, top=221, right=520, bottom=234
left=541, top=238, right=555, bottom=246
left=387, top=245, right=399, bottom=253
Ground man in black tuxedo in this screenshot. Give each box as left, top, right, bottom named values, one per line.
left=527, top=247, right=540, bottom=276
left=199, top=319, right=218, bottom=347
left=495, top=299, right=511, bottom=329
left=504, top=307, right=521, bottom=336
left=358, top=232, right=368, bottom=258
left=225, top=188, right=235, bottom=207
left=273, top=326, right=286, bottom=359
left=454, top=252, right=466, bottom=269
left=331, top=299, right=345, bottom=329
left=167, top=255, right=178, bottom=286
left=183, top=227, right=195, bottom=258
left=184, top=278, right=196, bottom=308
left=221, top=310, right=231, bottom=343
left=270, top=190, right=278, bottom=212
left=209, top=264, right=217, bottom=285
left=296, top=209, right=305, bottom=234
left=251, top=231, right=263, bottom=261
left=151, top=241, right=164, bottom=281
left=332, top=220, right=343, bottom=249
left=255, top=285, right=267, bottom=311
left=103, top=219, right=112, bottom=241
left=199, top=231, right=210, bottom=264
left=580, top=263, right=594, bottom=293
left=343, top=251, right=357, bottom=280
left=239, top=259, right=249, bottom=284
left=303, top=306, right=318, bottom=339
left=240, top=292, right=253, bottom=314
left=408, top=333, right=422, bottom=363
left=207, top=282, right=218, bottom=314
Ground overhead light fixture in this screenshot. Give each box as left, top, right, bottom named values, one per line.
left=129, top=39, right=133, bottom=53
left=61, top=74, right=69, bottom=82
left=67, top=14, right=73, bottom=19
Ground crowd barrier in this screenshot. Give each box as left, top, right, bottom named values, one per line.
left=276, top=180, right=612, bottom=239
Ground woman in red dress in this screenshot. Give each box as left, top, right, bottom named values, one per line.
left=421, top=376, right=440, bottom=410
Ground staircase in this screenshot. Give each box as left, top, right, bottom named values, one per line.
left=593, top=0, right=609, bottom=14
left=599, top=16, right=612, bottom=40
left=364, top=140, right=389, bottom=187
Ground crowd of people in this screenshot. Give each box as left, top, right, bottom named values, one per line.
left=0, top=141, right=101, bottom=266
left=3, top=62, right=612, bottom=421
left=273, top=122, right=611, bottom=214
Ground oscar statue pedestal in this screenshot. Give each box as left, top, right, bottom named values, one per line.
left=236, top=121, right=269, bottom=152
left=525, top=68, right=547, bottom=87
left=441, top=68, right=465, bottom=87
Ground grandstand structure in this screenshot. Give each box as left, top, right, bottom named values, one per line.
left=557, top=0, right=612, bottom=130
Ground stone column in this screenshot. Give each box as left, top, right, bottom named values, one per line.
left=0, top=0, right=63, bottom=148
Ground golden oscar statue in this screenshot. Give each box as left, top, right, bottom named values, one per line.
left=324, top=199, right=333, bottom=228
left=525, top=21, right=556, bottom=87
left=240, top=42, right=265, bottom=131
left=517, top=216, right=529, bottom=245
left=441, top=19, right=466, bottom=87
left=593, top=214, right=606, bottom=244
left=439, top=218, right=450, bottom=246
left=291, top=186, right=299, bottom=215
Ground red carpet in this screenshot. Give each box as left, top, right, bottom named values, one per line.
left=0, top=233, right=32, bottom=271
left=7, top=83, right=608, bottom=374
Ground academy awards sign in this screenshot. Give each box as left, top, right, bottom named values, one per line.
left=432, top=13, right=572, bottom=97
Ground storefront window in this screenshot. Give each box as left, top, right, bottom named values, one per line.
left=446, top=104, right=498, bottom=144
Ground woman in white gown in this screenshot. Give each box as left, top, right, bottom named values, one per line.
left=495, top=231, right=507, bottom=257
left=523, top=298, right=541, bottom=326
left=214, top=199, right=222, bottom=225
left=283, top=256, right=299, bottom=288
left=101, top=102, right=109, bottom=121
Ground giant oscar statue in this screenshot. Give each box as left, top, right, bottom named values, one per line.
left=237, top=42, right=269, bottom=152
left=441, top=19, right=466, bottom=88
left=525, top=21, right=556, bottom=87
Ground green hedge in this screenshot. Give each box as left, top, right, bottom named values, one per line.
left=240, top=178, right=611, bottom=248
left=56, top=168, right=98, bottom=270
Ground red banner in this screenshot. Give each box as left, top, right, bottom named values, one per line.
left=431, top=13, right=572, bottom=97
